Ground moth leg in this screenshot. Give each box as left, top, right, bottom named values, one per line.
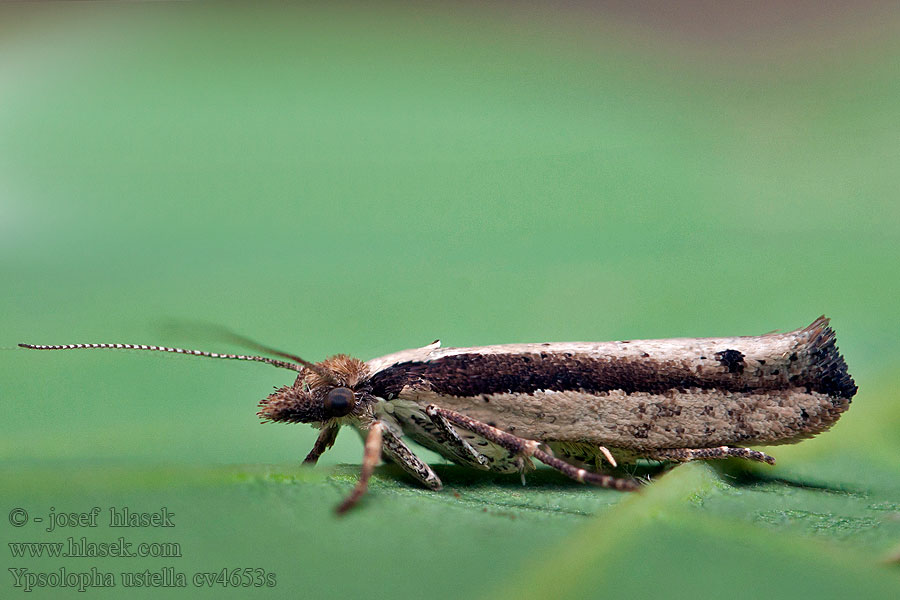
left=336, top=423, right=442, bottom=514
left=646, top=446, right=776, bottom=465
left=424, top=405, right=491, bottom=470
left=427, top=405, right=640, bottom=492
left=598, top=446, right=618, bottom=468
left=336, top=422, right=384, bottom=514
left=380, top=426, right=443, bottom=491
left=303, top=424, right=340, bottom=465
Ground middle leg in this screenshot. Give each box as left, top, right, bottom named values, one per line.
left=427, top=405, right=640, bottom=492
left=424, top=405, right=491, bottom=469
left=336, top=422, right=442, bottom=514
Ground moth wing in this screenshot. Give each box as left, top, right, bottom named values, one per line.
left=366, top=339, right=441, bottom=376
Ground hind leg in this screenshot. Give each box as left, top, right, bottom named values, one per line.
left=645, top=446, right=775, bottom=465
left=426, top=405, right=640, bottom=491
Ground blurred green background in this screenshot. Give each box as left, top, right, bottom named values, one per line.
left=2, top=2, right=898, bottom=598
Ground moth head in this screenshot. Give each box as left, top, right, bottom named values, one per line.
left=16, top=336, right=372, bottom=425
left=257, top=354, right=370, bottom=424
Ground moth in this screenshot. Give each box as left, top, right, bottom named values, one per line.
left=20, top=316, right=856, bottom=513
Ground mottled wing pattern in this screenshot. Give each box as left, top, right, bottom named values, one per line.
left=367, top=318, right=856, bottom=455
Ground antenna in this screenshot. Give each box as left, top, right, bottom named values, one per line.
left=152, top=320, right=338, bottom=381
left=18, top=342, right=308, bottom=373
left=196, top=328, right=327, bottom=375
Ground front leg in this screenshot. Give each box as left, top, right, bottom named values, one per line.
left=303, top=424, right=340, bottom=464
left=427, top=406, right=640, bottom=492
left=380, top=426, right=443, bottom=490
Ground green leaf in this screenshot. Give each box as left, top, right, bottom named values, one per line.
left=2, top=3, right=899, bottom=599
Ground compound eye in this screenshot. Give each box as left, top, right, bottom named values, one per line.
left=324, top=387, right=355, bottom=417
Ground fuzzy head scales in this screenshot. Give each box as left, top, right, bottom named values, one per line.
left=257, top=355, right=370, bottom=424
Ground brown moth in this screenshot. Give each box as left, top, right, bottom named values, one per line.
left=20, top=316, right=856, bottom=513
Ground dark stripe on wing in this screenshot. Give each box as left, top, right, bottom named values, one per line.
left=372, top=353, right=745, bottom=399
